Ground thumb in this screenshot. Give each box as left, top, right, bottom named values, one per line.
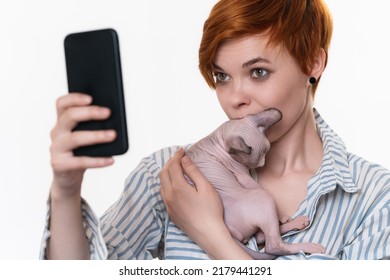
left=181, top=156, right=213, bottom=192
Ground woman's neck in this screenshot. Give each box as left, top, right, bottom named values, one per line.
left=259, top=105, right=323, bottom=178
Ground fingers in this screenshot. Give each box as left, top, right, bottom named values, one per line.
left=51, top=154, right=114, bottom=172
left=51, top=129, right=116, bottom=153
left=51, top=93, right=115, bottom=153
left=53, top=92, right=112, bottom=140
left=166, top=148, right=191, bottom=187
left=160, top=148, right=229, bottom=258
left=160, top=148, right=186, bottom=203
left=50, top=129, right=116, bottom=172
left=55, top=105, right=111, bottom=134
left=50, top=93, right=117, bottom=175
left=160, top=148, right=184, bottom=184
left=56, top=93, right=92, bottom=118
left=180, top=154, right=213, bottom=192
left=161, top=147, right=213, bottom=193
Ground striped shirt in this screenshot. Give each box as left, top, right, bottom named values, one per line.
left=40, top=109, right=390, bottom=260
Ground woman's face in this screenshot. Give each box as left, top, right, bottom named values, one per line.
left=213, top=35, right=314, bottom=142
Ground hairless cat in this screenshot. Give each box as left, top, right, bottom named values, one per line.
left=185, top=108, right=325, bottom=259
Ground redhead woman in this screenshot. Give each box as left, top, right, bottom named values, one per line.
left=42, top=0, right=390, bottom=260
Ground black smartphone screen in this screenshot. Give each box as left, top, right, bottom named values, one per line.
left=64, top=28, right=128, bottom=157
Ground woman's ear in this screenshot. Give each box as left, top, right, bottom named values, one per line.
left=310, top=48, right=327, bottom=78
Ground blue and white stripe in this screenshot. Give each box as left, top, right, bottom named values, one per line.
left=40, top=109, right=390, bottom=260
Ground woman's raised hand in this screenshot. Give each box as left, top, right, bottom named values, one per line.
left=50, top=93, right=116, bottom=197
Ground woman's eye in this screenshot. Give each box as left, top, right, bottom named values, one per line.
left=213, top=72, right=230, bottom=83
left=251, top=68, right=269, bottom=79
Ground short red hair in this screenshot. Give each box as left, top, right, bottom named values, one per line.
left=199, top=0, right=333, bottom=95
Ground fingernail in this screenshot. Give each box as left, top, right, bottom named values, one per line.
left=105, top=157, right=114, bottom=165
left=99, top=108, right=110, bottom=115
left=181, top=156, right=192, bottom=165
left=106, top=130, right=116, bottom=138
left=81, top=94, right=92, bottom=104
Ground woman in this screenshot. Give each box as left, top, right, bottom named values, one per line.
left=42, top=0, right=390, bottom=260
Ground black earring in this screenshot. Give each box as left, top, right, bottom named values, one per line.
left=309, top=77, right=317, bottom=85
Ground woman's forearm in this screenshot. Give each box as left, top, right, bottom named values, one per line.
left=194, top=219, right=252, bottom=260
left=46, top=183, right=90, bottom=260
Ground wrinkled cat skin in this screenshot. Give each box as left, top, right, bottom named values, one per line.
left=186, top=108, right=325, bottom=259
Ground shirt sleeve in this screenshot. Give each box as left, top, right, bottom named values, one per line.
left=341, top=200, right=390, bottom=259
left=39, top=196, right=109, bottom=259
left=99, top=152, right=167, bottom=259
left=40, top=147, right=176, bottom=260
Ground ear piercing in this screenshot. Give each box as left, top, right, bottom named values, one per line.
left=309, top=77, right=317, bottom=85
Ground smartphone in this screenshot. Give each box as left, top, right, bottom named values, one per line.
left=64, top=28, right=128, bottom=157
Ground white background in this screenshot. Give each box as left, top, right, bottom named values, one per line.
left=0, top=0, right=389, bottom=259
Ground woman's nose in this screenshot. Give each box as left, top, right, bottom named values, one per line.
left=230, top=80, right=251, bottom=109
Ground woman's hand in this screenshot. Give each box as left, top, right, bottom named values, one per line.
left=50, top=93, right=116, bottom=197
left=160, top=148, right=224, bottom=236
left=48, top=93, right=118, bottom=259
left=160, top=148, right=252, bottom=259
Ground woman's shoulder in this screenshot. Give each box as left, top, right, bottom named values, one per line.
left=347, top=152, right=390, bottom=192
left=122, top=145, right=190, bottom=192
left=139, top=145, right=191, bottom=169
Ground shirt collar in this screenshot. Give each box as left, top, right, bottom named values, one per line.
left=314, top=108, right=359, bottom=193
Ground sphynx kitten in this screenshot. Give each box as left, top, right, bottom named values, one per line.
left=185, top=108, right=325, bottom=259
